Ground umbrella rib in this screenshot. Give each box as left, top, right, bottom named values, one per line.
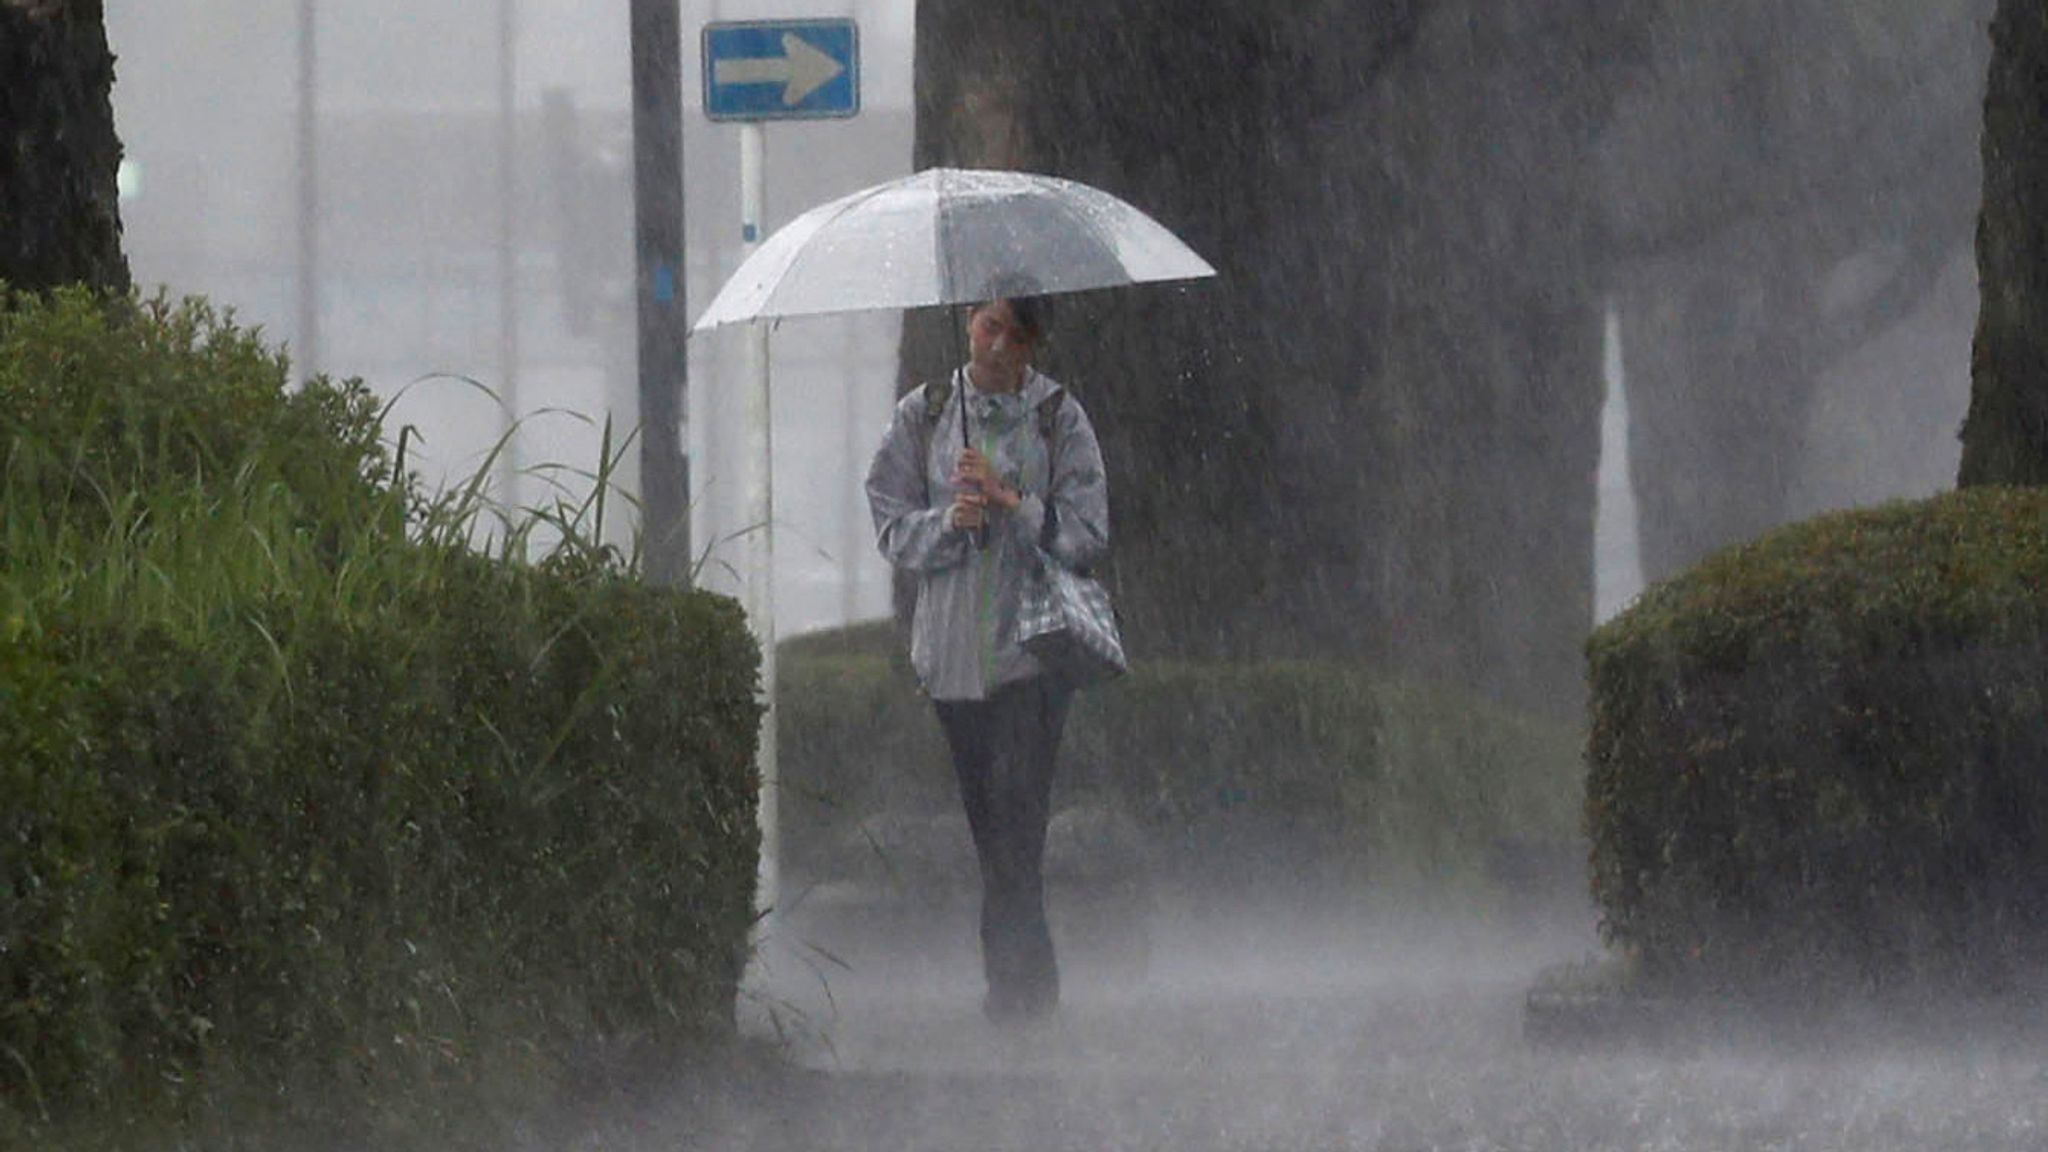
left=1052, top=191, right=1122, bottom=283
left=761, top=179, right=926, bottom=319
left=700, top=183, right=902, bottom=328
left=936, top=167, right=961, bottom=306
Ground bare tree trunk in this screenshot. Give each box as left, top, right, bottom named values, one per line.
left=0, top=0, right=130, bottom=296
left=1960, top=0, right=2048, bottom=487
left=909, top=0, right=1626, bottom=720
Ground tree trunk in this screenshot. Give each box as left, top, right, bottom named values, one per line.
left=1616, top=230, right=1819, bottom=583
left=1601, top=2, right=1987, bottom=578
left=1960, top=0, right=2048, bottom=486
left=909, top=1, right=1628, bottom=720
left=0, top=0, right=130, bottom=296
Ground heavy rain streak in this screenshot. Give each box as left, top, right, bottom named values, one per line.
left=5, top=0, right=2042, bottom=1149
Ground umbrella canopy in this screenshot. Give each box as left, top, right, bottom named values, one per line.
left=692, top=167, right=1216, bottom=330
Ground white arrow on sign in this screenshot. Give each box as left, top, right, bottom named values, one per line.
left=712, top=31, right=846, bottom=107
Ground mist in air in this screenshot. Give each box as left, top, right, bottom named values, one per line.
left=102, top=1, right=2025, bottom=1148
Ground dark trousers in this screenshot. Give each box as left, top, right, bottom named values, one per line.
left=934, top=677, right=1072, bottom=1016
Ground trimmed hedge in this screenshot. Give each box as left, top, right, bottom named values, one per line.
left=0, top=289, right=762, bottom=1149
left=779, top=627, right=1583, bottom=907
left=1587, top=488, right=2048, bottom=996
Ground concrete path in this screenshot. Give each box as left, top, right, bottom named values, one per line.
left=606, top=900, right=2048, bottom=1151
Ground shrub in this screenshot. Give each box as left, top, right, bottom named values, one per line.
left=0, top=288, right=762, bottom=1149
left=778, top=629, right=1583, bottom=909
left=1586, top=488, right=2048, bottom=997
left=0, top=288, right=385, bottom=542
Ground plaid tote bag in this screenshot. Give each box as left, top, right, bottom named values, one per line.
left=1018, top=549, right=1128, bottom=688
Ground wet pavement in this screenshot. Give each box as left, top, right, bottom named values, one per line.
left=606, top=900, right=2048, bottom=1151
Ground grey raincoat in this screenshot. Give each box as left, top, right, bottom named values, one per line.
left=865, top=367, right=1110, bottom=701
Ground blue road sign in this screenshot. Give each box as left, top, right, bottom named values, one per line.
left=702, top=20, right=860, bottom=122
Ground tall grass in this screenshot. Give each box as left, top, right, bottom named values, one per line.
left=0, top=290, right=659, bottom=658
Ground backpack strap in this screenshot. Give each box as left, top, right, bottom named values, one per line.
left=912, top=373, right=954, bottom=473
left=1035, top=386, right=1066, bottom=446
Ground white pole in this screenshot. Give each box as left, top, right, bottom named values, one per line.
left=741, top=121, right=778, bottom=920
left=295, top=0, right=319, bottom=385
left=841, top=319, right=862, bottom=625
left=497, top=0, right=521, bottom=514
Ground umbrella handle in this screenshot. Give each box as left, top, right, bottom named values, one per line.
left=951, top=316, right=972, bottom=449
left=949, top=316, right=991, bottom=551
left=965, top=398, right=992, bottom=552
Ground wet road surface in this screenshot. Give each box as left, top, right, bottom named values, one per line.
left=604, top=903, right=2048, bottom=1151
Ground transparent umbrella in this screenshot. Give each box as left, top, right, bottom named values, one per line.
left=691, top=166, right=1217, bottom=330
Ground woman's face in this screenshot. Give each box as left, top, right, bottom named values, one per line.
left=968, top=299, right=1035, bottom=385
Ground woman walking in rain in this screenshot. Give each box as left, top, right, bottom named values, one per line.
left=865, top=284, right=1111, bottom=1024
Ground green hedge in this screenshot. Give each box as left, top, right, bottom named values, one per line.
left=779, top=628, right=1583, bottom=906
left=1587, top=488, right=2048, bottom=997
left=0, top=289, right=762, bottom=1149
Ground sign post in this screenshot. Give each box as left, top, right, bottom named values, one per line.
left=701, top=18, right=860, bottom=926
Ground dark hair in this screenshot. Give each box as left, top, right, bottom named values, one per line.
left=976, top=273, right=1052, bottom=343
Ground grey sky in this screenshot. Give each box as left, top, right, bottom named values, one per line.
left=108, top=1, right=913, bottom=116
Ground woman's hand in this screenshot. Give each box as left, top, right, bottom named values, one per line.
left=954, top=449, right=1021, bottom=511
left=948, top=489, right=987, bottom=531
